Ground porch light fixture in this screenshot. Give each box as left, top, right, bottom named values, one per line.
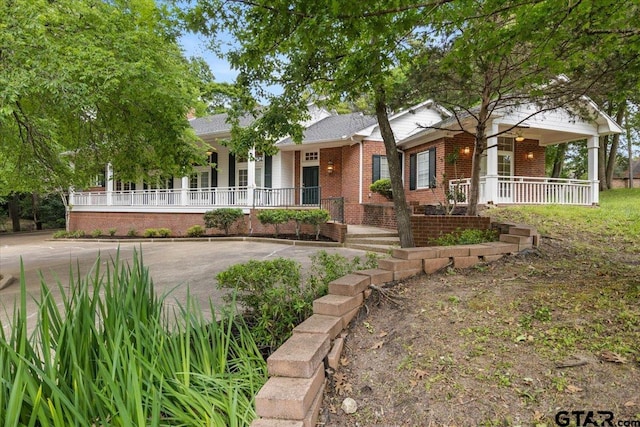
left=527, top=152, right=534, bottom=160
left=462, top=146, right=471, bottom=155
left=327, top=160, right=334, bottom=174
left=515, top=130, right=525, bottom=142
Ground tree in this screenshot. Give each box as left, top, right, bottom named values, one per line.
left=0, top=0, right=205, bottom=202
left=182, top=1, right=441, bottom=247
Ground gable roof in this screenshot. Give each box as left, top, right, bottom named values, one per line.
left=276, top=112, right=377, bottom=146
left=189, top=113, right=256, bottom=137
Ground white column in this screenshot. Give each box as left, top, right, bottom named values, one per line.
left=247, top=148, right=256, bottom=207
left=106, top=163, right=114, bottom=206
left=181, top=176, right=189, bottom=206
left=588, top=135, right=600, bottom=205
left=484, top=121, right=499, bottom=204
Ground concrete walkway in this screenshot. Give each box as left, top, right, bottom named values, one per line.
left=0, top=231, right=368, bottom=333
left=345, top=224, right=400, bottom=253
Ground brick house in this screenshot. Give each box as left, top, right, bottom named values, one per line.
left=69, top=99, right=622, bottom=234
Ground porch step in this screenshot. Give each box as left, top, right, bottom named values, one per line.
left=345, top=236, right=401, bottom=246
left=344, top=243, right=398, bottom=254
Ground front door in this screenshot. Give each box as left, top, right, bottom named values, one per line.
left=302, top=166, right=319, bottom=205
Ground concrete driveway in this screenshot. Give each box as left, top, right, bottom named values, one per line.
left=0, top=231, right=367, bottom=332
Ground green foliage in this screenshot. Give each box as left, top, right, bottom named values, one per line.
left=53, top=230, right=69, bottom=239
left=217, top=258, right=306, bottom=353
left=216, top=251, right=377, bottom=355
left=91, top=229, right=102, bottom=238
left=204, top=208, right=244, bottom=235
left=370, top=178, right=393, bottom=199
left=186, top=224, right=204, bottom=237
left=256, top=209, right=291, bottom=237
left=0, top=251, right=266, bottom=425
left=108, top=228, right=117, bottom=237
left=71, top=230, right=85, bottom=239
left=127, top=228, right=138, bottom=237
left=144, top=228, right=159, bottom=238
left=0, top=0, right=205, bottom=195
left=432, top=228, right=499, bottom=246
left=157, top=228, right=171, bottom=238
left=301, top=209, right=331, bottom=240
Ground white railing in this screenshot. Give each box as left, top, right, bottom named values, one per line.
left=450, top=176, right=593, bottom=205
left=70, top=186, right=322, bottom=210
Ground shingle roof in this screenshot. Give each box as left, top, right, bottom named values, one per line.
left=189, top=113, right=256, bottom=137
left=277, top=112, right=377, bottom=145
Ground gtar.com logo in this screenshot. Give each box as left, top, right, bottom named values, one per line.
left=555, top=410, right=640, bottom=427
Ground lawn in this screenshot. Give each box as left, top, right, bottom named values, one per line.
left=323, top=189, right=640, bottom=426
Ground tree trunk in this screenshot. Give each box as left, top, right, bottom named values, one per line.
left=32, top=192, right=42, bottom=230
left=8, top=193, right=20, bottom=232
left=468, top=97, right=490, bottom=216
left=627, top=107, right=634, bottom=189
left=551, top=143, right=567, bottom=178
left=374, top=88, right=414, bottom=248
left=598, top=135, right=608, bottom=191
left=605, top=104, right=626, bottom=189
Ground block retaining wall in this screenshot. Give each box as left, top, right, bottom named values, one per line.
left=251, top=223, right=540, bottom=426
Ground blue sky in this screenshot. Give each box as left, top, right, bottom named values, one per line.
left=179, top=32, right=238, bottom=84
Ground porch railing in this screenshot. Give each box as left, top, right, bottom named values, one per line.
left=450, top=176, right=593, bottom=206
left=70, top=186, right=322, bottom=210
left=321, top=197, right=345, bottom=223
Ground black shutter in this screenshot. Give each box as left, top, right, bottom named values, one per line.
left=372, top=155, right=381, bottom=182
left=210, top=152, right=218, bottom=187
left=429, top=148, right=437, bottom=188
left=264, top=155, right=272, bottom=188
left=409, top=153, right=417, bottom=190
left=228, top=153, right=235, bottom=186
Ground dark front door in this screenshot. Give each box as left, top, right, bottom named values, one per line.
left=302, top=166, right=319, bottom=205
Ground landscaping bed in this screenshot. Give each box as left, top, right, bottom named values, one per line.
left=322, top=189, right=640, bottom=426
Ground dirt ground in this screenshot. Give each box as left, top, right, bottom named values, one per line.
left=322, top=222, right=640, bottom=426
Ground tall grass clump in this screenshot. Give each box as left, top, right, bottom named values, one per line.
left=0, top=250, right=266, bottom=426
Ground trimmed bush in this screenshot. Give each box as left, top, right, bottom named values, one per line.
left=127, top=228, right=137, bottom=237
left=301, top=209, right=331, bottom=240
left=108, top=228, right=117, bottom=236
left=143, top=228, right=159, bottom=238
left=256, top=209, right=291, bottom=237
left=91, top=229, right=102, bottom=238
left=157, top=228, right=171, bottom=238
left=204, top=208, right=244, bottom=235
left=186, top=224, right=204, bottom=237
left=370, top=178, right=392, bottom=199
left=53, top=230, right=69, bottom=239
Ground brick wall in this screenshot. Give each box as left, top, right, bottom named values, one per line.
left=410, top=215, right=491, bottom=247
left=361, top=203, right=398, bottom=229
left=320, top=222, right=348, bottom=243
left=319, top=147, right=343, bottom=198
left=403, top=138, right=448, bottom=206
left=514, top=139, right=545, bottom=176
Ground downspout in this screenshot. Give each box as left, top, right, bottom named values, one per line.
left=359, top=140, right=363, bottom=204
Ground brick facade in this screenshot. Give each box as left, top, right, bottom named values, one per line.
left=410, top=215, right=492, bottom=247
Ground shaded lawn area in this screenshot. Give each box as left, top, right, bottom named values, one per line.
left=323, top=189, right=640, bottom=426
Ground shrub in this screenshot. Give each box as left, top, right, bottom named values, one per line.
left=127, top=228, right=137, bottom=237
left=203, top=208, right=244, bottom=236
left=0, top=250, right=266, bottom=425
left=91, top=229, right=102, bottom=238
left=301, top=209, right=331, bottom=240
left=308, top=250, right=379, bottom=290
left=432, top=228, right=499, bottom=246
left=289, top=210, right=306, bottom=239
left=256, top=209, right=291, bottom=237
left=143, top=228, right=158, bottom=238
left=108, top=228, right=117, bottom=236
left=157, top=228, right=171, bottom=238
left=53, top=230, right=69, bottom=239
left=370, top=178, right=393, bottom=199
left=186, top=224, right=204, bottom=237
left=71, top=230, right=85, bottom=238
left=217, top=258, right=308, bottom=354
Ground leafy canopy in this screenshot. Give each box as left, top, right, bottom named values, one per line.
left=0, top=0, right=206, bottom=194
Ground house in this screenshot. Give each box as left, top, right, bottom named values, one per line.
left=612, top=159, right=640, bottom=189
left=68, top=99, right=622, bottom=235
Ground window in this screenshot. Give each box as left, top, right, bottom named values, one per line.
left=409, top=148, right=436, bottom=190
left=115, top=181, right=134, bottom=191
left=190, top=171, right=209, bottom=189
left=238, top=169, right=248, bottom=187
left=372, top=153, right=403, bottom=182
left=304, top=152, right=319, bottom=162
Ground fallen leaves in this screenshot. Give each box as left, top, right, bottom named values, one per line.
left=565, top=384, right=583, bottom=394
left=600, top=351, right=628, bottom=364
left=333, top=372, right=353, bottom=396
left=370, top=340, right=384, bottom=350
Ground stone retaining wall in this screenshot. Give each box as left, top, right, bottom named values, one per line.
left=251, top=223, right=540, bottom=426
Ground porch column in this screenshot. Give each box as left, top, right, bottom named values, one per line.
left=588, top=135, right=600, bottom=205
left=485, top=121, right=499, bottom=204
left=106, top=163, right=113, bottom=206
left=181, top=176, right=189, bottom=206
left=247, top=148, right=256, bottom=207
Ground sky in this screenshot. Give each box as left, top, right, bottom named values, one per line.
left=179, top=32, right=238, bottom=84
